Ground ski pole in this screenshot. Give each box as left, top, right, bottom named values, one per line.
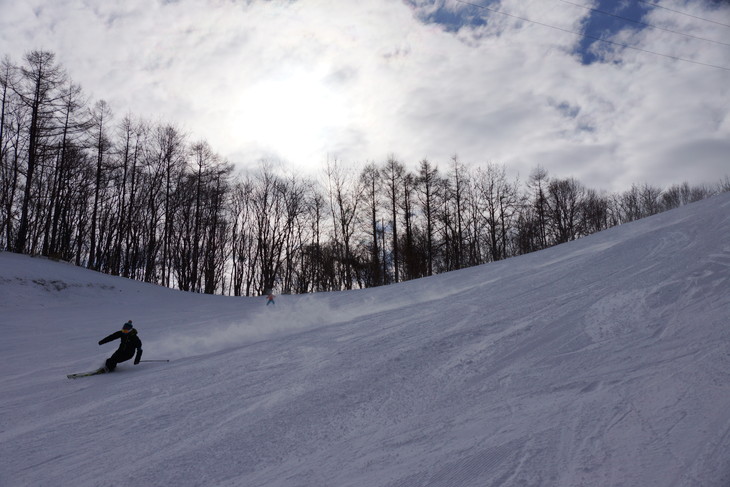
left=139, top=359, right=170, bottom=362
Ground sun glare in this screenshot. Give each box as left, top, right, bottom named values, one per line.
left=236, top=69, right=347, bottom=165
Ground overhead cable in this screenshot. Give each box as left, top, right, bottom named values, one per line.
left=635, top=0, right=730, bottom=29
left=450, top=0, right=730, bottom=72
left=558, top=0, right=730, bottom=47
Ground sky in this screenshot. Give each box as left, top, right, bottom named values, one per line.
left=1, top=0, right=729, bottom=192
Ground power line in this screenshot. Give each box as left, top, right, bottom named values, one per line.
left=558, top=0, right=730, bottom=47
left=450, top=0, right=730, bottom=71
left=635, top=0, right=730, bottom=29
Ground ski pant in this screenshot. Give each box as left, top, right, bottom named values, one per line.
left=105, top=350, right=134, bottom=371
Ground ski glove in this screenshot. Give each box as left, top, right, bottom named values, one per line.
left=134, top=349, right=143, bottom=365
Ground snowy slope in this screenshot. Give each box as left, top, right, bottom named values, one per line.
left=1, top=192, right=730, bottom=487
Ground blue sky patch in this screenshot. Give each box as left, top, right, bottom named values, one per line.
left=406, top=0, right=491, bottom=32
left=575, top=0, right=652, bottom=64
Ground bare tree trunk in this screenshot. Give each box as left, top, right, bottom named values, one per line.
left=383, top=155, right=404, bottom=282
left=417, top=159, right=440, bottom=277
left=89, top=100, right=111, bottom=269
left=14, top=51, right=66, bottom=253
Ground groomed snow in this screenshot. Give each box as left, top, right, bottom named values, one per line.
left=1, top=192, right=730, bottom=486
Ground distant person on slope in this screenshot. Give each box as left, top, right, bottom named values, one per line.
left=98, top=320, right=143, bottom=372
left=266, top=291, right=276, bottom=306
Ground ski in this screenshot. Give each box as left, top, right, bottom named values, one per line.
left=67, top=368, right=107, bottom=379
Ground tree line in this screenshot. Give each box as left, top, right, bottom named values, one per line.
left=2, top=50, right=728, bottom=295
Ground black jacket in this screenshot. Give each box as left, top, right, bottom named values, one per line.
left=99, top=328, right=143, bottom=363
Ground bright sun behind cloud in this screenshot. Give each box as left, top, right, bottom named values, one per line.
left=236, top=67, right=348, bottom=166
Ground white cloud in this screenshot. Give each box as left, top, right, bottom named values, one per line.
left=1, top=0, right=728, bottom=192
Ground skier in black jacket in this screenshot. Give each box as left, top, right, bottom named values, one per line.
left=99, top=320, right=143, bottom=372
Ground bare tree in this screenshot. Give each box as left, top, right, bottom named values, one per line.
left=581, top=189, right=611, bottom=235
left=202, top=162, right=232, bottom=294
left=464, top=173, right=485, bottom=266
left=400, top=171, right=420, bottom=281
left=0, top=56, right=13, bottom=187
left=109, top=114, right=143, bottom=277
left=639, top=183, right=663, bottom=217
left=416, top=158, right=440, bottom=277
left=474, top=162, right=519, bottom=261
left=661, top=182, right=713, bottom=210
left=12, top=50, right=66, bottom=253
left=243, top=162, right=306, bottom=294
left=121, top=118, right=148, bottom=279
left=326, top=158, right=363, bottom=290
left=528, top=165, right=549, bottom=250
left=0, top=56, right=20, bottom=249
left=153, top=124, right=186, bottom=286
left=188, top=141, right=219, bottom=290
left=448, top=155, right=468, bottom=269
left=228, top=178, right=249, bottom=295
left=359, top=162, right=382, bottom=287
left=87, top=99, right=112, bottom=269
left=382, top=155, right=404, bottom=282
left=546, top=177, right=585, bottom=244
left=616, top=184, right=642, bottom=223
left=44, top=82, right=89, bottom=260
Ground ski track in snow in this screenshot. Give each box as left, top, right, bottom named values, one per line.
left=1, top=193, right=730, bottom=486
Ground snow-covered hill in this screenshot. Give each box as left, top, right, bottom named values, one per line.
left=2, top=192, right=730, bottom=487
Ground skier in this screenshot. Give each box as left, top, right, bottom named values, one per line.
left=266, top=292, right=276, bottom=306
left=98, top=320, right=143, bottom=372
